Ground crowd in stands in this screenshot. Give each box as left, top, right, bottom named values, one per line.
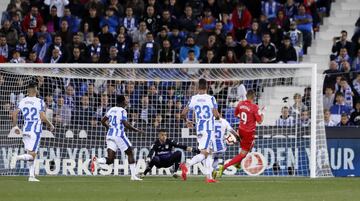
left=323, top=16, right=360, bottom=126
left=2, top=0, right=356, bottom=129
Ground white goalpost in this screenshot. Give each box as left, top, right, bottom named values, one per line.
left=0, top=63, right=332, bottom=178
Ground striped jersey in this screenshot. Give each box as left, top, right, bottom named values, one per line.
left=105, top=107, right=127, bottom=137
left=213, top=118, right=232, bottom=152
left=17, top=96, right=45, bottom=134
left=188, top=94, right=218, bottom=132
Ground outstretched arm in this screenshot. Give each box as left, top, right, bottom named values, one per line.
left=101, top=116, right=110, bottom=130
left=40, top=111, right=55, bottom=131
left=122, top=120, right=144, bottom=134
left=181, top=105, right=194, bottom=128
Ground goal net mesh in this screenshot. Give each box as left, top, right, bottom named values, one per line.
left=0, top=64, right=332, bottom=177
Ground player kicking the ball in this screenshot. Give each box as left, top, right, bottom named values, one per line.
left=217, top=90, right=264, bottom=177
left=91, top=95, right=144, bottom=181
left=180, top=78, right=220, bottom=183
left=10, top=82, right=55, bottom=182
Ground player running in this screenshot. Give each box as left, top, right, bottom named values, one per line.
left=211, top=109, right=238, bottom=179
left=217, top=89, right=264, bottom=177
left=10, top=82, right=55, bottom=182
left=91, top=95, right=144, bottom=181
left=141, top=129, right=199, bottom=178
left=180, top=78, right=220, bottom=183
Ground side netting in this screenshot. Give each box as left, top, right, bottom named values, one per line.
left=0, top=64, right=332, bottom=177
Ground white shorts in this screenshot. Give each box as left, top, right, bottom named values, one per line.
left=211, top=138, right=227, bottom=153
left=197, top=130, right=212, bottom=150
left=106, top=135, right=132, bottom=152
left=22, top=132, right=41, bottom=152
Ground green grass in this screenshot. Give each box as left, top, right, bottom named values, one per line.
left=0, top=176, right=359, bottom=201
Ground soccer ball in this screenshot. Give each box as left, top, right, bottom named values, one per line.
left=225, top=133, right=237, bottom=145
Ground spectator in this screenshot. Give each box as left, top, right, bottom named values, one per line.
left=98, top=24, right=115, bottom=50
left=338, top=77, right=354, bottom=108
left=44, top=6, right=60, bottom=33
left=231, top=2, right=252, bottom=41
left=219, top=13, right=233, bottom=34
left=222, top=49, right=238, bottom=63
left=294, top=4, right=312, bottom=55
left=26, top=51, right=42, bottom=63
left=337, top=113, right=353, bottom=126
left=99, top=7, right=119, bottom=35
left=200, top=8, right=216, bottom=32
left=74, top=94, right=95, bottom=128
left=285, top=21, right=303, bottom=60
left=0, top=35, right=9, bottom=59
left=10, top=12, right=22, bottom=35
left=155, top=28, right=169, bottom=46
left=179, top=5, right=198, bottom=33
left=140, top=32, right=160, bottom=63
left=353, top=73, right=360, bottom=99
left=36, top=25, right=52, bottom=44
left=49, top=47, right=65, bottom=63
left=323, top=61, right=340, bottom=92
left=158, top=39, right=175, bottom=63
left=68, top=33, right=87, bottom=54
left=330, top=92, right=352, bottom=124
left=298, top=110, right=310, bottom=127
left=61, top=6, right=81, bottom=33
left=335, top=48, right=352, bottom=67
left=275, top=10, right=290, bottom=32
left=95, top=94, right=109, bottom=120
left=324, top=109, right=336, bottom=127
left=143, top=5, right=158, bottom=34
left=201, top=34, right=220, bottom=61
left=261, top=0, right=281, bottom=22
left=120, top=7, right=138, bottom=36
left=32, top=34, right=48, bottom=62
left=323, top=86, right=335, bottom=110
left=289, top=93, right=308, bottom=117
left=350, top=101, right=360, bottom=125
left=256, top=32, right=277, bottom=63
left=139, top=95, right=157, bottom=124
left=10, top=50, right=25, bottom=63
left=239, top=47, right=260, bottom=63
left=86, top=36, right=107, bottom=62
left=25, top=28, right=37, bottom=50
left=302, top=87, right=311, bottom=108
left=221, top=34, right=241, bottom=59
left=158, top=9, right=176, bottom=32
left=54, top=95, right=72, bottom=127
left=277, top=36, right=297, bottom=63
left=275, top=106, right=295, bottom=126
left=46, top=34, right=69, bottom=63
left=44, top=0, right=69, bottom=18
left=114, top=33, right=131, bottom=63
left=269, top=22, right=283, bottom=48
left=332, top=30, right=353, bottom=57
left=57, top=19, right=72, bottom=44
left=16, top=34, right=29, bottom=58
left=68, top=47, right=85, bottom=63
left=352, top=49, right=360, bottom=71
left=22, top=5, right=43, bottom=33
left=0, top=20, right=18, bottom=47
left=130, top=42, right=141, bottom=63
left=179, top=36, right=200, bottom=63
left=132, top=21, right=149, bottom=47
left=81, top=7, right=100, bottom=34
left=245, top=21, right=262, bottom=48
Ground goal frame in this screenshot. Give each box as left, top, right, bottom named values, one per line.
left=0, top=63, right=319, bottom=178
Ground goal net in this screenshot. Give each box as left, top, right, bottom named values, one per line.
left=0, top=63, right=332, bottom=178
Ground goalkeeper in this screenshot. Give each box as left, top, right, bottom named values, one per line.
left=142, top=129, right=199, bottom=178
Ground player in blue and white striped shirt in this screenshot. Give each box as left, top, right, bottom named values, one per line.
left=180, top=78, right=220, bottom=183
left=10, top=82, right=54, bottom=182
left=91, top=95, right=144, bottom=181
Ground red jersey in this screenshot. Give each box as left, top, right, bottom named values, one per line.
left=234, top=100, right=262, bottom=132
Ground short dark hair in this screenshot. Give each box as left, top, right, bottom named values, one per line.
left=335, top=91, right=344, bottom=98
left=198, top=78, right=207, bottom=90
left=246, top=89, right=256, bottom=99
left=158, top=129, right=167, bottom=133
left=116, top=95, right=126, bottom=106
left=27, top=81, right=37, bottom=89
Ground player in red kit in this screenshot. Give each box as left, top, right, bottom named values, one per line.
left=217, top=90, right=264, bottom=177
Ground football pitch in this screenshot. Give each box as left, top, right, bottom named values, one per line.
left=0, top=176, right=359, bottom=201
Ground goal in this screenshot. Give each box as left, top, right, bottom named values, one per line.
left=0, top=63, right=332, bottom=178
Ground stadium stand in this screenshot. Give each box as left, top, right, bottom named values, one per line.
left=1, top=0, right=359, bottom=127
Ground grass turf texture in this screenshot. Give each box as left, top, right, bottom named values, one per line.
left=0, top=176, right=359, bottom=201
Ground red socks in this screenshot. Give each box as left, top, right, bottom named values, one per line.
left=224, top=152, right=247, bottom=170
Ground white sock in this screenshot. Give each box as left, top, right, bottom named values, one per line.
left=129, top=163, right=136, bottom=178
left=28, top=160, right=35, bottom=178
left=187, top=154, right=206, bottom=167
left=205, top=155, right=214, bottom=179
left=97, top=158, right=106, bottom=164
left=16, top=154, right=34, bottom=161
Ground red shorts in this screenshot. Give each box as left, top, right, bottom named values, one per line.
left=238, top=129, right=255, bottom=152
